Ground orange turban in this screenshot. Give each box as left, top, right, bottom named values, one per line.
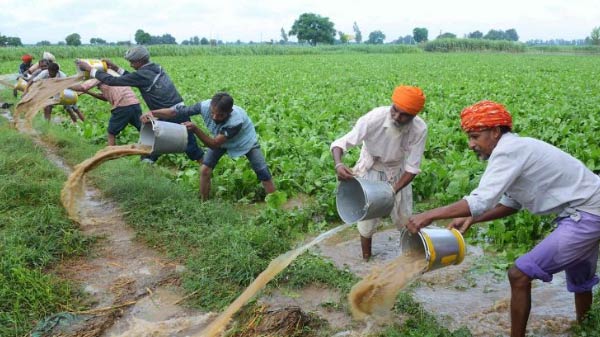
left=460, top=100, right=512, bottom=132
left=21, top=54, right=33, bottom=62
left=391, top=85, right=425, bottom=115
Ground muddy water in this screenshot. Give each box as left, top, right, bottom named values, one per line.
left=317, top=227, right=587, bottom=337
left=195, top=223, right=351, bottom=337
left=349, top=253, right=427, bottom=321
left=61, top=145, right=152, bottom=223
left=14, top=75, right=83, bottom=130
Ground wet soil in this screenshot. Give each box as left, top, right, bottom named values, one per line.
left=316, top=226, right=589, bottom=337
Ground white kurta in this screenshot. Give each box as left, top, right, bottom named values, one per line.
left=331, top=106, right=428, bottom=237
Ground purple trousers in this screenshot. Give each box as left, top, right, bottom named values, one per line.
left=515, top=211, right=600, bottom=292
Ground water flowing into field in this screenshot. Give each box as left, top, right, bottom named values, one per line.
left=194, top=223, right=351, bottom=337
left=15, top=75, right=84, bottom=130
left=348, top=252, right=427, bottom=321
left=61, top=144, right=152, bottom=223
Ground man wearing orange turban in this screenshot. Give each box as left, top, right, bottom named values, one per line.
left=331, top=85, right=428, bottom=261
left=407, top=100, right=600, bottom=337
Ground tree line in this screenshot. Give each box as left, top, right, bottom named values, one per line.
left=2, top=16, right=599, bottom=47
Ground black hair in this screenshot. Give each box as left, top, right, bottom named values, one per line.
left=499, top=125, right=512, bottom=134
left=210, top=92, right=234, bottom=114
left=48, top=62, right=60, bottom=72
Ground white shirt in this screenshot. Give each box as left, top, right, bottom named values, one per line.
left=465, top=132, right=600, bottom=217
left=330, top=106, right=427, bottom=180
left=33, top=70, right=66, bottom=82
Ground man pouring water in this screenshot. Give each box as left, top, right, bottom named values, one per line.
left=330, top=85, right=428, bottom=261
left=407, top=101, right=600, bottom=337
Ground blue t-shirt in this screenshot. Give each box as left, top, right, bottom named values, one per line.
left=175, top=100, right=258, bottom=158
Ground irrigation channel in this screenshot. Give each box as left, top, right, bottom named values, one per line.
left=4, top=96, right=591, bottom=336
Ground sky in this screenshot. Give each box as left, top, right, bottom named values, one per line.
left=1, top=0, right=599, bottom=44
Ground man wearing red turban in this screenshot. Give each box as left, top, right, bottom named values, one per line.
left=15, top=54, right=34, bottom=97
left=331, top=85, right=427, bottom=261
left=407, top=100, right=600, bottom=337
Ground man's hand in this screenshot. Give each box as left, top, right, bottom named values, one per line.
left=140, top=111, right=155, bottom=123
left=76, top=60, right=92, bottom=72
left=102, top=59, right=119, bottom=71
left=407, top=212, right=433, bottom=234
left=335, top=164, right=354, bottom=180
left=447, top=217, right=474, bottom=234
left=182, top=121, right=198, bottom=132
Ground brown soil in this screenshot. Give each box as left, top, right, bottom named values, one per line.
left=234, top=306, right=325, bottom=337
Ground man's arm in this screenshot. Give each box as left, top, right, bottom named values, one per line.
left=447, top=204, right=519, bottom=233
left=392, top=171, right=416, bottom=194
left=331, top=146, right=355, bottom=180
left=183, top=122, right=226, bottom=149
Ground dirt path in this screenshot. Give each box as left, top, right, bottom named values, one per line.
left=4, top=111, right=213, bottom=337
left=316, top=226, right=584, bottom=337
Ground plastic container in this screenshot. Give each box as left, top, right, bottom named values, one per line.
left=139, top=119, right=188, bottom=154
left=399, top=227, right=466, bottom=272
left=59, top=89, right=78, bottom=105
left=79, top=59, right=107, bottom=79
left=336, top=177, right=395, bottom=224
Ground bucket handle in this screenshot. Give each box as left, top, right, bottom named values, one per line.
left=148, top=115, right=159, bottom=131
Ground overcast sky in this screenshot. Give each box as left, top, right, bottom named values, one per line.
left=2, top=0, right=599, bottom=44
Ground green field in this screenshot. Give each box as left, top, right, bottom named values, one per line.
left=1, top=48, right=599, bottom=336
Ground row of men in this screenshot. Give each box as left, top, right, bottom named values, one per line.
left=20, top=46, right=600, bottom=337
left=17, top=48, right=276, bottom=201
left=17, top=53, right=84, bottom=122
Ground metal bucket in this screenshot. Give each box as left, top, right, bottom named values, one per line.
left=15, top=78, right=27, bottom=91
left=59, top=89, right=78, bottom=105
left=336, top=177, right=395, bottom=224
left=79, top=59, right=107, bottom=79
left=139, top=119, right=188, bottom=155
left=399, top=227, right=466, bottom=272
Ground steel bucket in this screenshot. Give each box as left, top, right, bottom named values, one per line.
left=336, top=177, right=395, bottom=224
left=139, top=119, right=188, bottom=155
left=399, top=227, right=466, bottom=272
left=59, top=89, right=78, bottom=105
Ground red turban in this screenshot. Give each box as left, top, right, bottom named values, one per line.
left=460, top=100, right=512, bottom=132
left=21, top=54, right=33, bottom=62
left=391, top=85, right=425, bottom=115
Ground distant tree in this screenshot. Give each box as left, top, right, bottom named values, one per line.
left=353, top=22, right=362, bottom=43
left=65, top=33, right=81, bottom=46
left=36, top=40, right=51, bottom=46
left=437, top=32, right=457, bottom=39
left=200, top=37, right=209, bottom=45
left=591, top=27, right=600, bottom=45
left=134, top=29, right=151, bottom=44
left=484, top=29, right=506, bottom=40
left=5, top=36, right=22, bottom=46
left=181, top=40, right=190, bottom=45
left=289, top=13, right=336, bottom=46
left=280, top=27, right=288, bottom=44
left=192, top=36, right=200, bottom=45
left=160, top=33, right=177, bottom=44
left=468, top=30, right=483, bottom=39
left=90, top=37, right=107, bottom=45
left=338, top=31, right=350, bottom=44
left=116, top=40, right=131, bottom=46
left=394, top=34, right=415, bottom=44
left=505, top=28, right=519, bottom=41
left=58, top=41, right=66, bottom=46
left=367, top=30, right=386, bottom=44
left=413, top=27, right=428, bottom=43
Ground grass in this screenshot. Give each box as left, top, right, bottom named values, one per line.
left=0, top=120, right=90, bottom=337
